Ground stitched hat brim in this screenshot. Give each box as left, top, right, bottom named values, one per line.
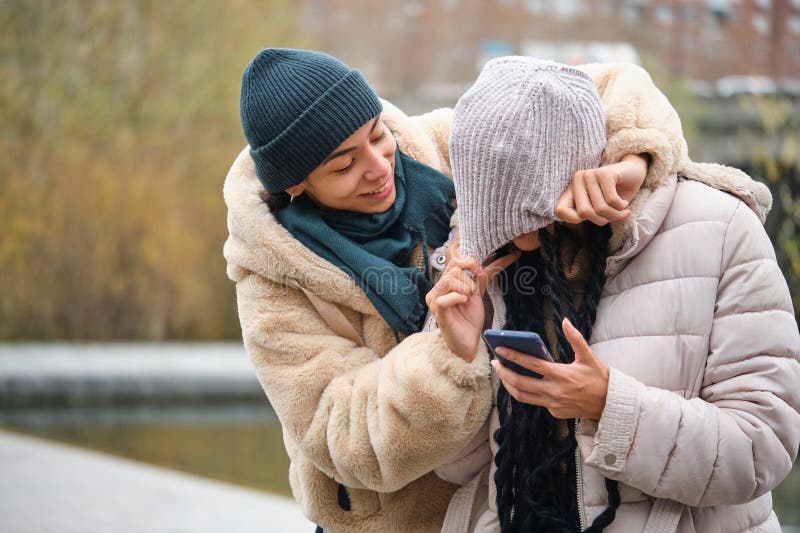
left=251, top=70, right=382, bottom=193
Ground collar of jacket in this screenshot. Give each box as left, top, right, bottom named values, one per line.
left=605, top=160, right=773, bottom=278
left=223, top=99, right=449, bottom=315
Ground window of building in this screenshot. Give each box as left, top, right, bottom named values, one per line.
left=790, top=16, right=800, bottom=33
left=752, top=13, right=770, bottom=34
left=656, top=5, right=673, bottom=25
left=706, top=0, right=732, bottom=24
left=524, top=0, right=547, bottom=14
left=622, top=5, right=640, bottom=25
left=754, top=0, right=772, bottom=9
left=682, top=4, right=696, bottom=23
left=755, top=43, right=768, bottom=60
left=553, top=0, right=582, bottom=19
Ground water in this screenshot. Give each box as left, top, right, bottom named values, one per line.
left=0, top=343, right=798, bottom=526
left=0, top=342, right=293, bottom=496
left=0, top=404, right=293, bottom=497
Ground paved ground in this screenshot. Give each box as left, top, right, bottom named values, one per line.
left=0, top=429, right=315, bottom=533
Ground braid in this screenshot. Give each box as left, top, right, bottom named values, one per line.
left=538, top=228, right=575, bottom=363
left=580, top=223, right=612, bottom=334
left=495, top=250, right=575, bottom=532
left=493, top=383, right=515, bottom=531
left=494, top=223, right=620, bottom=533
left=552, top=225, right=580, bottom=324
left=582, top=478, right=622, bottom=532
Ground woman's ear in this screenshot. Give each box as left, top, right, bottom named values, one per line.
left=285, top=183, right=305, bottom=198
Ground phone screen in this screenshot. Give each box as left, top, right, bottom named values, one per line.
left=482, top=329, right=553, bottom=379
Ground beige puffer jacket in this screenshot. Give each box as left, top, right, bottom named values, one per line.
left=440, top=166, right=800, bottom=532
left=223, top=63, right=696, bottom=532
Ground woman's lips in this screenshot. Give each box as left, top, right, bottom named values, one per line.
left=359, top=176, right=393, bottom=200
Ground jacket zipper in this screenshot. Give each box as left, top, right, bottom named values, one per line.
left=574, top=418, right=587, bottom=531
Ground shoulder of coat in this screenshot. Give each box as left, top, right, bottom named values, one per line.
left=666, top=178, right=744, bottom=227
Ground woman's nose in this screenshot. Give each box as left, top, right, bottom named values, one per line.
left=362, top=146, right=392, bottom=180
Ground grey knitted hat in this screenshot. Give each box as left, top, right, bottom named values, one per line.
left=451, top=57, right=607, bottom=263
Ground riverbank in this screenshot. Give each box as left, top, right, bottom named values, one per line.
left=0, top=342, right=263, bottom=407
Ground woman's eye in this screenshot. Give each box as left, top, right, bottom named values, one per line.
left=334, top=160, right=355, bottom=174
left=370, top=130, right=386, bottom=144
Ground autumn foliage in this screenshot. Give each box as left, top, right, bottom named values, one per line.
left=0, top=0, right=309, bottom=339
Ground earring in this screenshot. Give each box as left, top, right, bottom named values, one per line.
left=290, top=194, right=295, bottom=203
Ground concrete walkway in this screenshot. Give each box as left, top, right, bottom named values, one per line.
left=0, top=429, right=315, bottom=533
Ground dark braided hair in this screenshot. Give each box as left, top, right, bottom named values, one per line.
left=493, top=222, right=621, bottom=532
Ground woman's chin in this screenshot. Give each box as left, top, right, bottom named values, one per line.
left=364, top=187, right=397, bottom=214
left=512, top=232, right=541, bottom=251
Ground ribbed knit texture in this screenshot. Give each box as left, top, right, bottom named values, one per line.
left=450, top=57, right=607, bottom=263
left=240, top=48, right=383, bottom=193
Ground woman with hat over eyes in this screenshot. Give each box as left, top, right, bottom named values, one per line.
left=223, top=48, right=693, bottom=532
left=429, top=56, right=799, bottom=532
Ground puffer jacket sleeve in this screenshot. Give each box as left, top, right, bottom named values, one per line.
left=582, top=202, right=800, bottom=506
left=579, top=62, right=689, bottom=189
left=233, top=270, right=493, bottom=493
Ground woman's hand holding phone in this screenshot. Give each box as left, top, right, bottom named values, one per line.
left=490, top=318, right=610, bottom=420
left=425, top=253, right=518, bottom=362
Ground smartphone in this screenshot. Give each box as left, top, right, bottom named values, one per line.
left=482, top=329, right=553, bottom=379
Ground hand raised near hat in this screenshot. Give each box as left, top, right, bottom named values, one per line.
left=555, top=153, right=650, bottom=226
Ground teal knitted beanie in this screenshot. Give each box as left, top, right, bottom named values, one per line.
left=240, top=48, right=383, bottom=193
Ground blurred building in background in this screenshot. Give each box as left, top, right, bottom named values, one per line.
left=2, top=0, right=798, bottom=343
left=300, top=0, right=800, bottom=102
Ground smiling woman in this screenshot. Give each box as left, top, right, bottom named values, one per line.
left=287, top=117, right=399, bottom=213
left=226, top=49, right=491, bottom=533
left=223, top=48, right=698, bottom=533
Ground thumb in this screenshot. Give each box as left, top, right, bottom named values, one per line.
left=555, top=187, right=581, bottom=224
left=562, top=317, right=595, bottom=363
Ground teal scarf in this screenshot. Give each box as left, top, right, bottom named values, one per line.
left=277, top=149, right=455, bottom=336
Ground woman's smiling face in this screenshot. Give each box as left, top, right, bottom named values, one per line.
left=287, top=117, right=398, bottom=214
